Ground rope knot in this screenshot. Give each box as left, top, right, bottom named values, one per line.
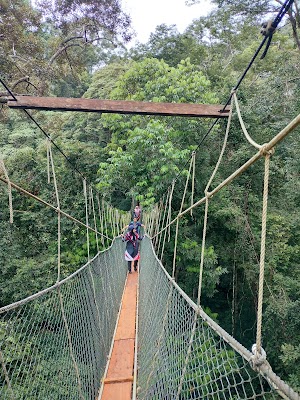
left=259, top=144, right=275, bottom=157
left=204, top=190, right=212, bottom=199
left=250, top=344, right=268, bottom=370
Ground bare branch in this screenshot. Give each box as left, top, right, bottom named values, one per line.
left=49, top=43, right=83, bottom=65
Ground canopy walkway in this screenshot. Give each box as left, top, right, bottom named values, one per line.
left=1, top=99, right=300, bottom=399
left=0, top=237, right=299, bottom=399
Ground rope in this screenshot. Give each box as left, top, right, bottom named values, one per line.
left=191, top=151, right=196, bottom=216
left=0, top=159, right=14, bottom=223
left=168, top=180, right=175, bottom=242
left=46, top=138, right=51, bottom=184
left=172, top=155, right=194, bottom=278
left=254, top=149, right=273, bottom=360
left=157, top=191, right=170, bottom=258
left=97, top=194, right=105, bottom=247
left=83, top=179, right=90, bottom=261
left=233, top=92, right=262, bottom=150
left=90, top=187, right=99, bottom=252
left=48, top=143, right=61, bottom=283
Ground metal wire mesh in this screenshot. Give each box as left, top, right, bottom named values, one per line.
left=0, top=237, right=126, bottom=400
left=138, top=237, right=281, bottom=400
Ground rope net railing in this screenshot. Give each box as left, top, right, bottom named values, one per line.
left=138, top=236, right=299, bottom=400
left=0, top=237, right=126, bottom=400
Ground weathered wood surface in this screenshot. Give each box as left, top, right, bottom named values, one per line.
left=5, top=95, right=230, bottom=118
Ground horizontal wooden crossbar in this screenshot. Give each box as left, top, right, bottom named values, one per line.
left=4, top=96, right=230, bottom=118
left=103, top=376, right=134, bottom=384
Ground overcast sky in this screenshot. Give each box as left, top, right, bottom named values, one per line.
left=122, top=0, right=213, bottom=45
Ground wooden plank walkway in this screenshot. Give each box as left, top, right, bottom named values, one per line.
left=101, top=269, right=138, bottom=400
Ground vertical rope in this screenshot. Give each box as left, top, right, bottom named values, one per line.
left=103, top=199, right=109, bottom=247
left=46, top=138, right=51, bottom=184
left=191, top=151, right=196, bottom=217
left=46, top=137, right=51, bottom=184
left=197, top=195, right=209, bottom=305
left=97, top=195, right=105, bottom=247
left=83, top=179, right=90, bottom=261
left=157, top=191, right=170, bottom=256
left=48, top=144, right=61, bottom=283
left=90, top=187, right=99, bottom=252
left=0, top=159, right=13, bottom=223
left=172, top=156, right=194, bottom=279
left=168, top=180, right=175, bottom=242
left=255, top=150, right=273, bottom=355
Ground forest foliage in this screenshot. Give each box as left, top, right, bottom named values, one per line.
left=1, top=0, right=300, bottom=392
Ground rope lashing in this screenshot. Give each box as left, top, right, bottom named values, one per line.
left=0, top=159, right=13, bottom=223
left=250, top=344, right=269, bottom=370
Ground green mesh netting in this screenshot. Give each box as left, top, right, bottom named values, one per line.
left=138, top=237, right=292, bottom=400
left=0, top=238, right=126, bottom=400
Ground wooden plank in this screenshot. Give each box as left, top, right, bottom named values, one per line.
left=6, top=96, right=230, bottom=118
left=101, top=271, right=138, bottom=400
left=106, top=339, right=135, bottom=379
left=101, top=382, right=132, bottom=400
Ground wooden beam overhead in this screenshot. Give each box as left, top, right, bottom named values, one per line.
left=4, top=96, right=230, bottom=118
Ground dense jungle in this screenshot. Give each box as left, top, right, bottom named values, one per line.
left=0, top=0, right=300, bottom=393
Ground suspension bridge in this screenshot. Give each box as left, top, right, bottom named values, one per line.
left=1, top=0, right=300, bottom=396
left=1, top=101, right=300, bottom=399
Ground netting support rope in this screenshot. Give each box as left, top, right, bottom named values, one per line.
left=0, top=159, right=14, bottom=223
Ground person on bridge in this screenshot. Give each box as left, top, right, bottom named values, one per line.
left=133, top=201, right=142, bottom=221
left=122, top=226, right=142, bottom=273
left=124, top=216, right=145, bottom=237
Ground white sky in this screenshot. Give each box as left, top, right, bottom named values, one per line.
left=122, top=0, right=213, bottom=45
